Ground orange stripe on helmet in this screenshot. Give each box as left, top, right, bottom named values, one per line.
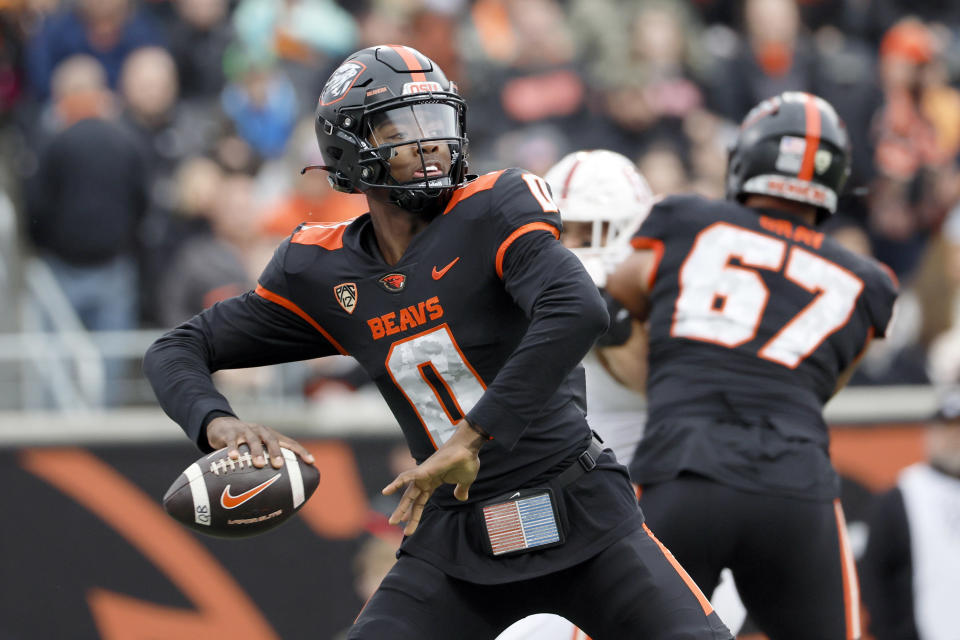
left=798, top=94, right=822, bottom=181
left=561, top=153, right=584, bottom=199
left=388, top=45, right=427, bottom=82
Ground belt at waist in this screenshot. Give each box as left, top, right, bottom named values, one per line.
left=550, top=432, right=606, bottom=489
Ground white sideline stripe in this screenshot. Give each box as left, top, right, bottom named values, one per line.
left=283, top=448, right=305, bottom=508
left=184, top=463, right=210, bottom=526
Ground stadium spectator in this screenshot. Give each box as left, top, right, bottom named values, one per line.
left=119, top=47, right=217, bottom=208
left=860, top=387, right=960, bottom=640
left=925, top=207, right=960, bottom=386
left=707, top=0, right=817, bottom=122
left=607, top=92, right=898, bottom=639
left=163, top=0, right=233, bottom=103
left=583, top=1, right=708, bottom=160
left=220, top=49, right=298, bottom=159
left=866, top=17, right=960, bottom=281
left=24, top=0, right=164, bottom=101
left=144, top=44, right=732, bottom=640
left=24, top=54, right=147, bottom=405
left=118, top=45, right=222, bottom=324
left=156, top=157, right=253, bottom=327
left=24, top=54, right=146, bottom=332
left=231, top=0, right=358, bottom=104
left=461, top=0, right=587, bottom=162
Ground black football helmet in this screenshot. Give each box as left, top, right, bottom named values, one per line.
left=726, top=92, right=851, bottom=223
left=311, top=45, right=468, bottom=214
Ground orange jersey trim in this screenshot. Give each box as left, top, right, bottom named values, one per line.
left=443, top=170, right=505, bottom=215
left=495, top=222, right=560, bottom=279
left=254, top=285, right=347, bottom=355
left=798, top=95, right=822, bottom=181
left=877, top=261, right=900, bottom=290
left=643, top=524, right=714, bottom=616
left=834, top=500, right=862, bottom=640
left=630, top=236, right=665, bottom=290
left=388, top=44, right=426, bottom=82
left=291, top=223, right=349, bottom=250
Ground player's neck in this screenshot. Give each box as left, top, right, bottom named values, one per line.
left=367, top=198, right=433, bottom=265
left=743, top=194, right=817, bottom=227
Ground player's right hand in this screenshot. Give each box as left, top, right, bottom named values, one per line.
left=206, top=416, right=315, bottom=470
left=382, top=420, right=484, bottom=535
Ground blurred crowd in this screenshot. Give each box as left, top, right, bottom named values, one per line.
left=2, top=0, right=960, bottom=395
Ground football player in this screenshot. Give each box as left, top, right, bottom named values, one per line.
left=144, top=45, right=731, bottom=640
left=497, top=150, right=749, bottom=640
left=606, top=91, right=899, bottom=639
left=546, top=149, right=654, bottom=465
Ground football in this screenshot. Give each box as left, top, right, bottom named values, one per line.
left=163, top=445, right=320, bottom=538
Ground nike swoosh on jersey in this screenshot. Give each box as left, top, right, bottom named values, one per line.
left=432, top=257, right=460, bottom=280
left=220, top=473, right=282, bottom=509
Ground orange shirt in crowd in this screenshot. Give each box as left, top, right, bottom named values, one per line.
left=259, top=191, right=368, bottom=237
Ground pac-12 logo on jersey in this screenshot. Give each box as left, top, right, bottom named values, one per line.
left=379, top=273, right=406, bottom=293
left=334, top=282, right=358, bottom=314
left=320, top=61, right=366, bottom=106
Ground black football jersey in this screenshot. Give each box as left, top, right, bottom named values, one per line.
left=145, top=168, right=649, bottom=583
left=629, top=195, right=898, bottom=500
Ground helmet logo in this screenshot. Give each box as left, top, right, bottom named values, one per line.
left=775, top=136, right=806, bottom=174
left=378, top=273, right=406, bottom=293
left=320, top=61, right=367, bottom=106
left=740, top=96, right=780, bottom=129
left=334, top=282, right=358, bottom=314
left=814, top=150, right=832, bottom=174
left=403, top=81, right=443, bottom=95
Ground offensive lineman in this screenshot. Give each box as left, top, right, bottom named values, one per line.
left=498, top=150, right=747, bottom=640
left=144, top=45, right=731, bottom=640
left=607, top=92, right=898, bottom=639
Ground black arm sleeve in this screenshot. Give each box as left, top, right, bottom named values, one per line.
left=143, top=291, right=340, bottom=450
left=466, top=232, right=609, bottom=450
left=595, top=288, right=633, bottom=347
left=860, top=487, right=919, bottom=640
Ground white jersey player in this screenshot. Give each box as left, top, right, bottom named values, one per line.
left=496, top=150, right=746, bottom=640
left=547, top=149, right=654, bottom=464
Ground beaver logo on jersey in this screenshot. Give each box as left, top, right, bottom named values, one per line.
left=320, top=61, right=365, bottom=106
left=334, top=283, right=358, bottom=314
left=379, top=273, right=406, bottom=293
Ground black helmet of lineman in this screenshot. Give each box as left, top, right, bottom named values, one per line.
left=726, top=92, right=851, bottom=224
left=312, top=45, right=468, bottom=214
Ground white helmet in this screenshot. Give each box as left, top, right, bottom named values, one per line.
left=545, top=149, right=654, bottom=285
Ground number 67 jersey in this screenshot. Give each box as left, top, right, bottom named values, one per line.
left=630, top=194, right=898, bottom=500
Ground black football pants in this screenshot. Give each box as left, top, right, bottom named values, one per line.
left=638, top=474, right=861, bottom=640
left=347, top=523, right=732, bottom=639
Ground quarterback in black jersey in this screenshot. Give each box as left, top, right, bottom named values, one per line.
left=144, top=45, right=731, bottom=639
left=608, top=92, right=899, bottom=640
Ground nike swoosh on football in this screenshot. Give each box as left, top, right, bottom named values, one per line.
left=432, top=257, right=460, bottom=280
left=220, top=473, right=282, bottom=509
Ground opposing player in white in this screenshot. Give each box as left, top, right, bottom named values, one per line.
left=496, top=150, right=746, bottom=640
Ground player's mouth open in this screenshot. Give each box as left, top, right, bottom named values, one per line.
left=413, top=164, right=444, bottom=178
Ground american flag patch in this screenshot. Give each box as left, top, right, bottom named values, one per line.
left=482, top=492, right=561, bottom=556
left=779, top=135, right=807, bottom=154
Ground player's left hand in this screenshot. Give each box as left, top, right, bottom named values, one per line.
left=382, top=420, right=485, bottom=535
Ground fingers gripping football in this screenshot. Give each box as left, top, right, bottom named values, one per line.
left=206, top=416, right=315, bottom=469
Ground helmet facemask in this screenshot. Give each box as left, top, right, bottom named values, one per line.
left=358, top=101, right=466, bottom=213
